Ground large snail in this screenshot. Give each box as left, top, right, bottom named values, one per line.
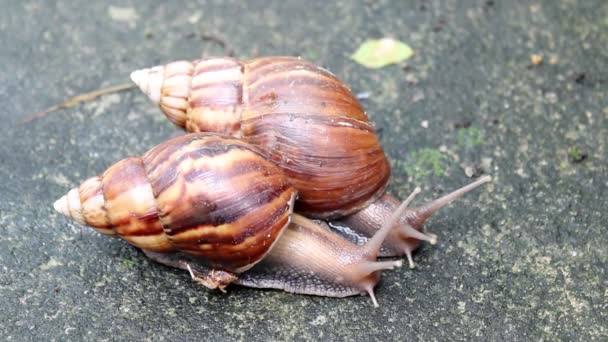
left=131, top=56, right=492, bottom=267
left=54, top=133, right=419, bottom=306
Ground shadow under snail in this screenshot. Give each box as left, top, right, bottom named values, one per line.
left=130, top=56, right=492, bottom=267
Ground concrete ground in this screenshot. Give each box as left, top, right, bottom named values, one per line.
left=1, top=0, right=606, bottom=340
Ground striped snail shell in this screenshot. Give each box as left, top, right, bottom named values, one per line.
left=130, top=56, right=390, bottom=219
left=54, top=133, right=295, bottom=271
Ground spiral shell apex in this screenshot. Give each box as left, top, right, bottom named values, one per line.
left=130, top=65, right=164, bottom=104
left=54, top=133, right=297, bottom=271
left=131, top=56, right=391, bottom=219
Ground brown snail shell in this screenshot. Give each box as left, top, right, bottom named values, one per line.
left=131, top=56, right=390, bottom=219
left=54, top=133, right=296, bottom=271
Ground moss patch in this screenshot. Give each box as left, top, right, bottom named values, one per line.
left=397, top=148, right=447, bottom=181
left=119, top=257, right=137, bottom=270
left=456, top=127, right=484, bottom=147
left=568, top=146, right=588, bottom=163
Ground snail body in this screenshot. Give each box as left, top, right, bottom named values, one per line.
left=132, top=56, right=492, bottom=266
left=54, top=133, right=407, bottom=305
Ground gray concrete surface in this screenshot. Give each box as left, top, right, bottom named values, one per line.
left=1, top=0, right=606, bottom=340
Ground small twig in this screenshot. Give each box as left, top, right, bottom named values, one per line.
left=20, top=82, right=136, bottom=124
left=200, top=33, right=235, bottom=57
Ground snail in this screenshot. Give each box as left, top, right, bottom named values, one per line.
left=131, top=56, right=492, bottom=267
left=53, top=133, right=423, bottom=306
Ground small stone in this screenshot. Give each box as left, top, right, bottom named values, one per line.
left=464, top=166, right=475, bottom=177
left=188, top=11, right=202, bottom=24
left=545, top=92, right=558, bottom=103
left=404, top=73, right=418, bottom=84
left=311, top=315, right=327, bottom=326
left=356, top=92, right=371, bottom=100
left=481, top=157, right=493, bottom=171
left=548, top=55, right=559, bottom=65
left=108, top=6, right=138, bottom=27
left=530, top=54, right=543, bottom=65
left=411, top=89, right=425, bottom=103
left=462, top=163, right=484, bottom=178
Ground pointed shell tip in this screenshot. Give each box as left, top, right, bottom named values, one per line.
left=130, top=69, right=147, bottom=90
left=53, top=195, right=68, bottom=216
left=130, top=65, right=164, bottom=104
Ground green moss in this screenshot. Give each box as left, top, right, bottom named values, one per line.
left=456, top=127, right=484, bottom=147
left=397, top=148, right=447, bottom=181
left=119, top=258, right=137, bottom=270
left=568, top=146, right=588, bottom=163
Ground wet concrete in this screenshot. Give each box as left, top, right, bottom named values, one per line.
left=1, top=0, right=606, bottom=340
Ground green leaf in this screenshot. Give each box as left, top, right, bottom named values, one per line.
left=351, top=38, right=414, bottom=68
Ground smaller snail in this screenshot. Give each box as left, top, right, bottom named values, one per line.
left=53, top=133, right=424, bottom=306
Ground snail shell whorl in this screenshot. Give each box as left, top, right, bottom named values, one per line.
left=131, top=57, right=391, bottom=219
left=55, top=134, right=296, bottom=271
left=54, top=176, right=115, bottom=236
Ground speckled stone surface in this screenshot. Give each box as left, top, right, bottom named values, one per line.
left=1, top=0, right=606, bottom=340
